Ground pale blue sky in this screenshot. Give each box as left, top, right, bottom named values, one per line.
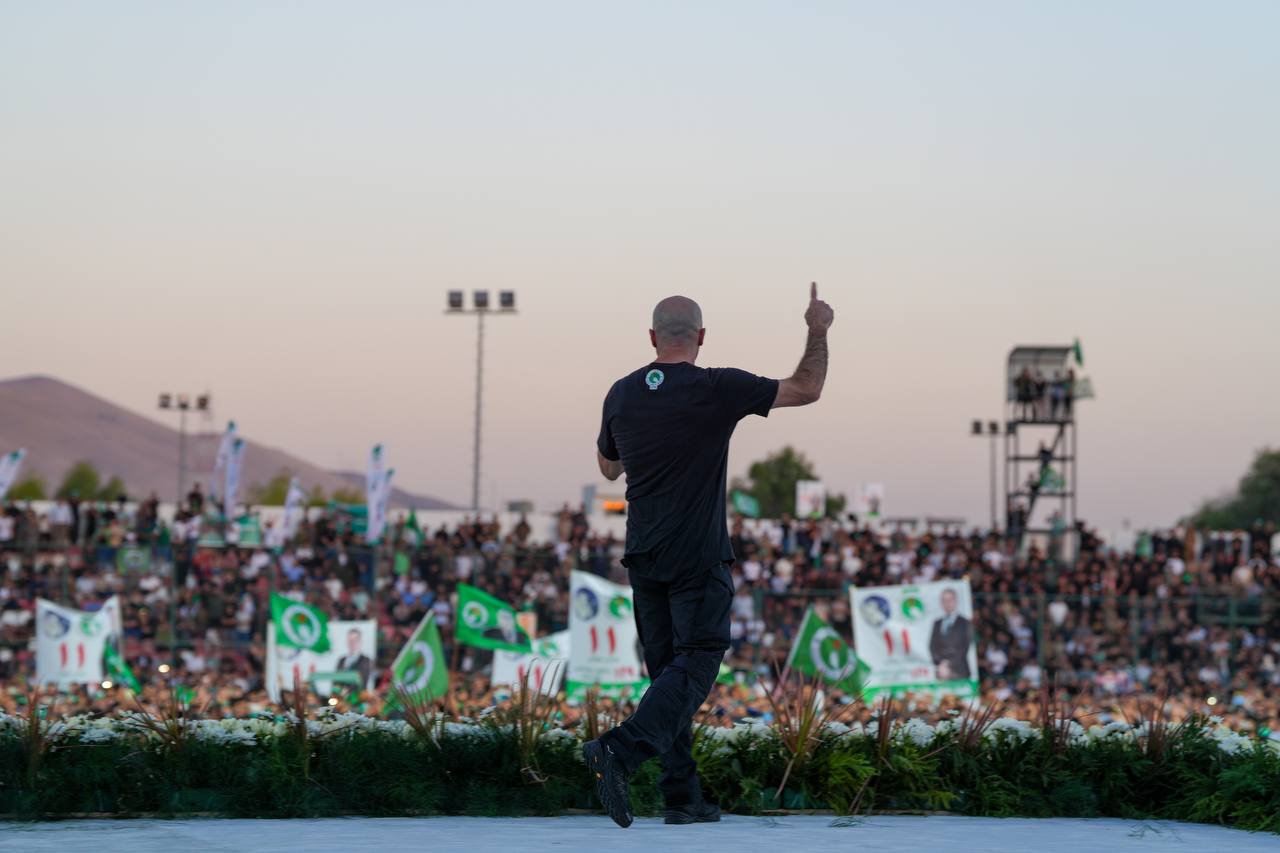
left=2, top=2, right=1277, bottom=530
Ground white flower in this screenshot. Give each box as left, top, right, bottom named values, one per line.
left=896, top=718, right=936, bottom=748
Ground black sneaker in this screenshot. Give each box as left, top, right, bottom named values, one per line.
left=664, top=800, right=721, bottom=825
left=584, top=739, right=633, bottom=828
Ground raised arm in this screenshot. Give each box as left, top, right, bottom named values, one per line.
left=773, top=282, right=834, bottom=408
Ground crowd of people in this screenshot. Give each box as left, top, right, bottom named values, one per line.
left=1, top=493, right=1278, bottom=734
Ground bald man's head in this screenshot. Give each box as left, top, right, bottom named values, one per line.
left=650, top=296, right=704, bottom=352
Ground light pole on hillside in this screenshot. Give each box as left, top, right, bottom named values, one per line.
left=158, top=392, right=210, bottom=507
left=446, top=290, right=516, bottom=512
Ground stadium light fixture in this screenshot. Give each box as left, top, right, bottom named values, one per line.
left=447, top=290, right=464, bottom=311
left=499, top=290, right=516, bottom=311
left=473, top=289, right=490, bottom=310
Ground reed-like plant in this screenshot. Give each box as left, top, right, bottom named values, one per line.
left=486, top=659, right=564, bottom=783
left=765, top=667, right=861, bottom=800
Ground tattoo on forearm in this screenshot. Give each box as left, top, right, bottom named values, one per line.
left=793, top=330, right=829, bottom=395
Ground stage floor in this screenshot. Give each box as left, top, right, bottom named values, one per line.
left=2, top=814, right=1274, bottom=852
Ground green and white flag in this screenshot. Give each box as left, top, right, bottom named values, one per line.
left=387, top=612, right=448, bottom=707
left=271, top=592, right=331, bottom=653
left=403, top=509, right=423, bottom=547
left=0, top=448, right=26, bottom=500
left=223, top=437, right=245, bottom=520
left=116, top=545, right=151, bottom=574
left=730, top=490, right=760, bottom=518
left=786, top=606, right=869, bottom=696
left=365, top=445, right=394, bottom=544
left=104, top=644, right=140, bottom=692
left=211, top=421, right=236, bottom=503
left=455, top=583, right=531, bottom=653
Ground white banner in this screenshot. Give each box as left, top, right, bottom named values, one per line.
left=795, top=479, right=826, bottom=519
left=266, top=619, right=377, bottom=702
left=0, top=448, right=27, bottom=500
left=269, top=476, right=306, bottom=547
left=223, top=438, right=245, bottom=520
left=492, top=630, right=569, bottom=696
left=850, top=579, right=978, bottom=698
left=566, top=571, right=646, bottom=699
left=36, top=598, right=111, bottom=686
left=365, top=445, right=390, bottom=544
left=211, top=421, right=236, bottom=502
left=853, top=483, right=885, bottom=519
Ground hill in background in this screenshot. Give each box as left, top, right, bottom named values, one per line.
left=0, top=375, right=455, bottom=509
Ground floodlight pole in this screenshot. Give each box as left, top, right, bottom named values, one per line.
left=447, top=292, right=516, bottom=513
left=473, top=309, right=484, bottom=513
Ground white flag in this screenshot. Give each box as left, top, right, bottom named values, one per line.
left=795, top=479, right=826, bottom=519
left=492, top=630, right=569, bottom=696
left=365, top=445, right=391, bottom=544
left=35, top=598, right=112, bottom=686
left=223, top=438, right=245, bottom=520
left=0, top=448, right=26, bottom=499
left=210, top=421, right=236, bottom=502
left=566, top=571, right=646, bottom=699
left=282, top=476, right=305, bottom=538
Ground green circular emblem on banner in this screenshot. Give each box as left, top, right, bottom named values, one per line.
left=901, top=596, right=925, bottom=620
left=645, top=369, right=665, bottom=391
left=608, top=596, right=633, bottom=619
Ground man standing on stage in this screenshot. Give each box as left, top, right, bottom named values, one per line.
left=585, top=283, right=833, bottom=828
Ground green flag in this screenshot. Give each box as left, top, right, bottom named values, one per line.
left=455, top=583, right=531, bottom=653
left=104, top=644, right=141, bottom=692
left=270, top=593, right=331, bottom=652
left=1072, top=338, right=1084, bottom=367
left=404, top=509, right=423, bottom=547
left=387, top=613, right=449, bottom=708
left=786, top=606, right=869, bottom=696
left=730, top=490, right=761, bottom=518
left=716, top=661, right=735, bottom=685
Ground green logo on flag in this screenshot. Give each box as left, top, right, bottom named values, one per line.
left=455, top=583, right=531, bottom=653
left=787, top=606, right=869, bottom=695
left=645, top=369, right=665, bottom=391
left=271, top=593, right=331, bottom=652
left=901, top=596, right=925, bottom=621
left=462, top=601, right=489, bottom=629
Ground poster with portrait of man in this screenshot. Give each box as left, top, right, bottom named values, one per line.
left=266, top=619, right=377, bottom=701
left=849, top=579, right=978, bottom=699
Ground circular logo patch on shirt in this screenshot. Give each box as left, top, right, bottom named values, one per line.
left=645, top=369, right=665, bottom=391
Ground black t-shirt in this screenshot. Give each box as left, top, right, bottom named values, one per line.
left=597, top=361, right=779, bottom=580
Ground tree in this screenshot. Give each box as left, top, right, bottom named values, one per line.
left=330, top=487, right=364, bottom=505
left=1192, top=448, right=1280, bottom=529
left=55, top=462, right=126, bottom=501
left=7, top=475, right=47, bottom=501
left=57, top=461, right=101, bottom=500
left=97, top=476, right=127, bottom=501
left=730, top=446, right=846, bottom=519
left=250, top=469, right=294, bottom=506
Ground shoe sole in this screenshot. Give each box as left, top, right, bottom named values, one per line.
left=584, top=741, right=633, bottom=829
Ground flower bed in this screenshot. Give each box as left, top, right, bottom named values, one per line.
left=1, top=710, right=1277, bottom=832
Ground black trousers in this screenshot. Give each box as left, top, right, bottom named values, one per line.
left=601, top=562, right=733, bottom=806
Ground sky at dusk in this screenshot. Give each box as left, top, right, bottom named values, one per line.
left=2, top=1, right=1277, bottom=531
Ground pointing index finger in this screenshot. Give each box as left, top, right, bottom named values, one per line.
left=810, top=281, right=817, bottom=300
